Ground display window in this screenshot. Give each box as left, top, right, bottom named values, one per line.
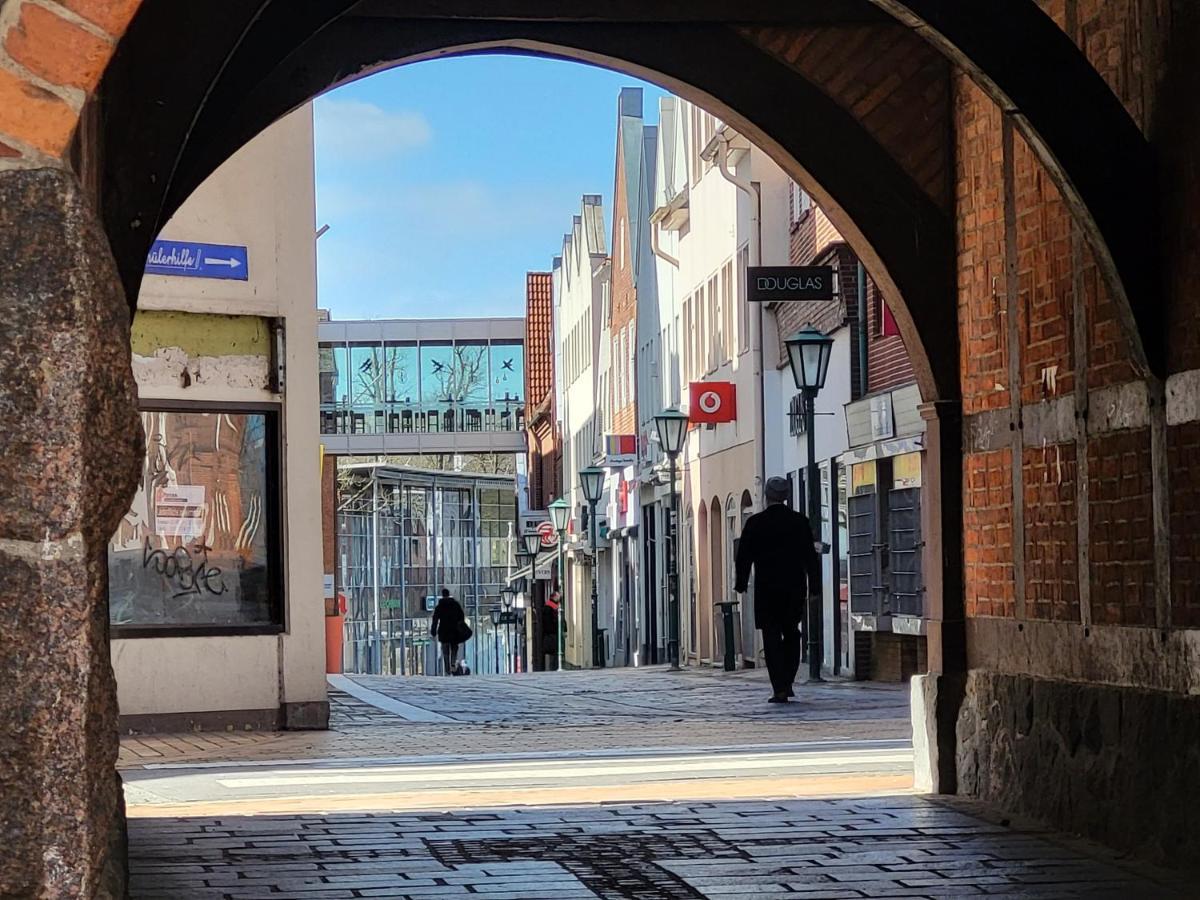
left=108, top=404, right=283, bottom=637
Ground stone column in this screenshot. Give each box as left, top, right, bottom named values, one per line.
left=0, top=168, right=142, bottom=898
left=910, top=399, right=966, bottom=794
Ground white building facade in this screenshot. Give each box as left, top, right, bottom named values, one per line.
left=552, top=196, right=608, bottom=669
left=107, top=106, right=327, bottom=731
left=649, top=98, right=791, bottom=668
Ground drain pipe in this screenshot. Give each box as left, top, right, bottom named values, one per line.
left=714, top=135, right=766, bottom=509
left=649, top=211, right=679, bottom=269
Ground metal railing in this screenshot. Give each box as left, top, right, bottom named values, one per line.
left=320, top=400, right=526, bottom=436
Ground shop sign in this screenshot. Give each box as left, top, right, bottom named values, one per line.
left=746, top=265, right=834, bottom=302
left=604, top=434, right=638, bottom=467
left=689, top=381, right=736, bottom=424
left=535, top=560, right=554, bottom=580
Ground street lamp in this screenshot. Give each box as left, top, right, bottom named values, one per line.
left=783, top=326, right=834, bottom=680
left=654, top=408, right=689, bottom=670
left=523, top=531, right=542, bottom=558
left=500, top=587, right=515, bottom=675
left=579, top=466, right=606, bottom=669
left=549, top=497, right=570, bottom=672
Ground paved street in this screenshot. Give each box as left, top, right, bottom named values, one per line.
left=128, top=797, right=1185, bottom=899
left=120, top=668, right=911, bottom=768
left=123, top=668, right=1186, bottom=897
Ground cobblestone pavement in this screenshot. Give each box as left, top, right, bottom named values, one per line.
left=128, top=796, right=1186, bottom=899
left=119, top=668, right=910, bottom=768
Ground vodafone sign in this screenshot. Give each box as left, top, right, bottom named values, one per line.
left=697, top=390, right=724, bottom=415
left=689, top=382, right=736, bottom=425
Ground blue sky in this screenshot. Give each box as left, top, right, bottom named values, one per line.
left=314, top=55, right=667, bottom=320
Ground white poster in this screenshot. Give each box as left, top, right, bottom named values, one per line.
left=154, top=484, right=205, bottom=539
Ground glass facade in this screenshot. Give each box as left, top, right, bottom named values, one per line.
left=108, top=408, right=281, bottom=634
left=319, top=337, right=525, bottom=435
left=337, top=468, right=516, bottom=675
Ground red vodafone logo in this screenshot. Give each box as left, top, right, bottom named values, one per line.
left=697, top=390, right=723, bottom=415
left=537, top=521, right=557, bottom=547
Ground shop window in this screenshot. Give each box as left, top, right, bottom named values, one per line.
left=108, top=405, right=283, bottom=636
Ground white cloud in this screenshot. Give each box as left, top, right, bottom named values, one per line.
left=314, top=99, right=432, bottom=162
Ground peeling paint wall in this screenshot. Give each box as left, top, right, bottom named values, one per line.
left=131, top=310, right=272, bottom=399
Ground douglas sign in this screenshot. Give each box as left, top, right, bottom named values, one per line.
left=746, top=266, right=835, bottom=302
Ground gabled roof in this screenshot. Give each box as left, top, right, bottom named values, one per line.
left=525, top=272, right=554, bottom=409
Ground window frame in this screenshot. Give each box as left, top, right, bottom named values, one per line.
left=109, top=399, right=286, bottom=640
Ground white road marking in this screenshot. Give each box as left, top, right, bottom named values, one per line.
left=214, top=749, right=913, bottom=789
left=328, top=674, right=452, bottom=722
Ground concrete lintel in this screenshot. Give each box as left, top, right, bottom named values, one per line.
left=960, top=374, right=1200, bottom=454
left=1165, top=368, right=1200, bottom=426
left=963, top=408, right=1013, bottom=453
left=1020, top=395, right=1076, bottom=447
left=966, top=617, right=1200, bottom=695
left=1088, top=379, right=1149, bottom=435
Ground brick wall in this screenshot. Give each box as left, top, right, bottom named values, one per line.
left=964, top=449, right=1015, bottom=618
left=1023, top=443, right=1078, bottom=622
left=1168, top=422, right=1200, bottom=627
left=1012, top=132, right=1075, bottom=405
left=0, top=0, right=141, bottom=159
left=956, top=75, right=1008, bottom=418
left=1088, top=429, right=1156, bottom=626
left=865, top=279, right=916, bottom=394
left=743, top=23, right=952, bottom=214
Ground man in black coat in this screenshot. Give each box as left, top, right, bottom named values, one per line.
left=734, top=477, right=822, bottom=702
left=430, top=588, right=466, bottom=676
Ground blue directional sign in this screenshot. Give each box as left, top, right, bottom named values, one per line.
left=145, top=239, right=249, bottom=281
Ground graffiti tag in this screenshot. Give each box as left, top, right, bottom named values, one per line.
left=143, top=540, right=228, bottom=598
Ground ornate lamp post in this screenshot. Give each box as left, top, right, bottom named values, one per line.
left=579, top=466, right=606, bottom=668
left=500, top=586, right=515, bottom=675
left=522, top=531, right=542, bottom=559
left=653, top=408, right=689, bottom=670
left=549, top=497, right=570, bottom=671
left=519, top=531, right=541, bottom=670
left=783, top=326, right=834, bottom=680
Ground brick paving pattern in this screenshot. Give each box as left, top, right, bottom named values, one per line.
left=128, top=796, right=1185, bottom=899
left=119, top=669, right=911, bottom=768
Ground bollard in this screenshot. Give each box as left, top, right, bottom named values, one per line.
left=716, top=601, right=739, bottom=671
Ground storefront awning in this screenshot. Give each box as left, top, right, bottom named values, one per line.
left=507, top=545, right=561, bottom=585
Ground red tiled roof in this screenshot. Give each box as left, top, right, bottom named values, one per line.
left=525, top=272, right=554, bottom=408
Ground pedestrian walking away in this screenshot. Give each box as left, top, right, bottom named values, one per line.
left=734, top=476, right=822, bottom=703
left=430, top=588, right=470, bottom=676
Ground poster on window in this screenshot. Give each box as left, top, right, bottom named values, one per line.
left=153, top=484, right=206, bottom=539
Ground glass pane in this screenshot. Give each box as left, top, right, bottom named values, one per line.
left=384, top=342, right=418, bottom=404
left=490, top=340, right=524, bottom=405
left=108, top=410, right=278, bottom=629
left=421, top=342, right=454, bottom=404
left=349, top=342, right=385, bottom=405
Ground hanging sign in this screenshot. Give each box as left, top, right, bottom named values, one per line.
left=746, top=266, right=834, bottom=302
left=689, top=382, right=737, bottom=425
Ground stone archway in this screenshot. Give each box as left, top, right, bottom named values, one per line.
left=0, top=2, right=1187, bottom=896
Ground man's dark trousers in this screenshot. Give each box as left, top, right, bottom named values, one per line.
left=761, top=622, right=800, bottom=695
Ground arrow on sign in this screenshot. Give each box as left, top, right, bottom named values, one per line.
left=203, top=257, right=242, bottom=268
